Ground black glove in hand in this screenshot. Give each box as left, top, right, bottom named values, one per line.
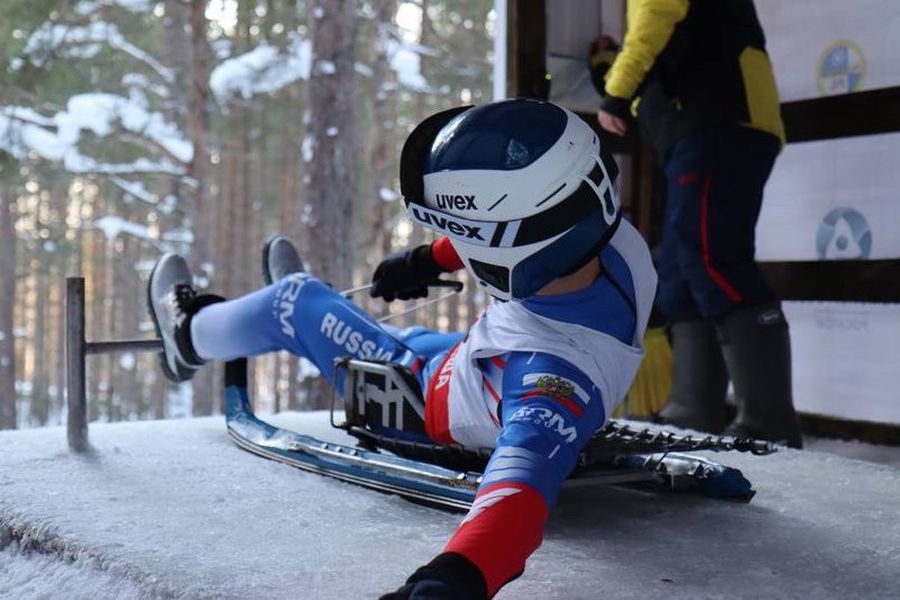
left=370, top=244, right=444, bottom=302
left=597, top=93, right=631, bottom=119
left=379, top=553, right=488, bottom=600
left=378, top=579, right=462, bottom=600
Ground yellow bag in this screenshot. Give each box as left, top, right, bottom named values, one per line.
left=613, top=327, right=672, bottom=418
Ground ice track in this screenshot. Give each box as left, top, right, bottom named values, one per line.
left=1, top=412, right=898, bottom=599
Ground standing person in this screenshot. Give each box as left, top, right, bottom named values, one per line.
left=594, top=0, right=802, bottom=447
left=148, top=99, right=657, bottom=599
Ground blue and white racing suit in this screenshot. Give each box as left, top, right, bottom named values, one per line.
left=190, top=219, right=656, bottom=597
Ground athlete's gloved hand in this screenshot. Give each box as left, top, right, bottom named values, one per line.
left=379, top=553, right=487, bottom=600
left=370, top=244, right=443, bottom=302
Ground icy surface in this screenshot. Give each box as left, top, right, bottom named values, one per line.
left=1, top=412, right=898, bottom=599
left=805, top=436, right=900, bottom=468
left=0, top=542, right=146, bottom=600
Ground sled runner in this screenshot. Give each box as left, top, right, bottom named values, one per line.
left=225, top=355, right=774, bottom=511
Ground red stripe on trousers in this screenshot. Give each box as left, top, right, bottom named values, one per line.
left=678, top=173, right=700, bottom=185
left=700, top=173, right=744, bottom=303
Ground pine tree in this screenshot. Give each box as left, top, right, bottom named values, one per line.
left=0, top=163, right=16, bottom=430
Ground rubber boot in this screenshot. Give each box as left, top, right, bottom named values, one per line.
left=717, top=301, right=803, bottom=448
left=656, top=320, right=729, bottom=433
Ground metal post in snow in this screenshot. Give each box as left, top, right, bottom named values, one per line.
left=65, top=276, right=164, bottom=452
left=66, top=277, right=88, bottom=452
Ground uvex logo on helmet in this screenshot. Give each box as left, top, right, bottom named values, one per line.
left=435, top=194, right=477, bottom=210
left=410, top=207, right=485, bottom=240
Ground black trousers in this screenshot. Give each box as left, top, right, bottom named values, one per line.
left=657, top=125, right=780, bottom=322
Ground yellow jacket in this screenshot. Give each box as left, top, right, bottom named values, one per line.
left=601, top=0, right=785, bottom=152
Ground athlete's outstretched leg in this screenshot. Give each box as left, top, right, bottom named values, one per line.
left=148, top=248, right=463, bottom=443
left=149, top=253, right=460, bottom=390
left=178, top=277, right=412, bottom=391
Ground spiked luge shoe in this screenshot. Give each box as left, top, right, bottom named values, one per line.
left=262, top=235, right=305, bottom=285
left=148, top=254, right=224, bottom=383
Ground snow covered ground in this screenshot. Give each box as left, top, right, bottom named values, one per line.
left=2, top=412, right=899, bottom=599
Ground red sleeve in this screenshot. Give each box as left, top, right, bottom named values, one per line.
left=443, top=482, right=548, bottom=596
left=431, top=237, right=464, bottom=272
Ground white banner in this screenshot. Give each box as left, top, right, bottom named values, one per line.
left=756, top=132, right=900, bottom=261
left=784, top=301, right=900, bottom=425
left=756, top=0, right=900, bottom=101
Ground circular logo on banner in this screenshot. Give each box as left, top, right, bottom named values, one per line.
left=817, top=40, right=866, bottom=96
left=816, top=207, right=872, bottom=260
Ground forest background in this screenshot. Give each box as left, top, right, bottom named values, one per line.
left=0, top=0, right=496, bottom=430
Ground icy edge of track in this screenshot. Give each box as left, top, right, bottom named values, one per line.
left=0, top=510, right=196, bottom=600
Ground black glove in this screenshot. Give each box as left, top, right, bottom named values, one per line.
left=370, top=244, right=444, bottom=302
left=597, top=94, right=631, bottom=120
left=379, top=553, right=488, bottom=600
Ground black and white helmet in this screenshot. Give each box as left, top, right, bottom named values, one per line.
left=401, top=98, right=621, bottom=301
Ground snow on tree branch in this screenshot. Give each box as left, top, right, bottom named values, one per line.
left=75, top=0, right=152, bottom=15
left=92, top=214, right=153, bottom=242
left=379, top=187, right=400, bottom=202
left=210, top=35, right=312, bottom=105
left=1, top=93, right=190, bottom=176
left=0, top=107, right=56, bottom=128
left=206, top=29, right=435, bottom=101
left=21, top=21, right=175, bottom=84
left=0, top=108, right=67, bottom=160
left=385, top=39, right=433, bottom=93
left=58, top=93, right=192, bottom=161
left=64, top=154, right=184, bottom=176
left=91, top=214, right=192, bottom=251
left=122, top=73, right=170, bottom=100
left=108, top=176, right=168, bottom=210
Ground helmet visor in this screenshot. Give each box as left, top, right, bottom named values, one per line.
left=405, top=179, right=617, bottom=250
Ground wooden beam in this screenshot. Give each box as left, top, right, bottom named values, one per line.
left=760, top=260, right=900, bottom=303
left=507, top=0, right=547, bottom=98
left=783, top=87, right=900, bottom=143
